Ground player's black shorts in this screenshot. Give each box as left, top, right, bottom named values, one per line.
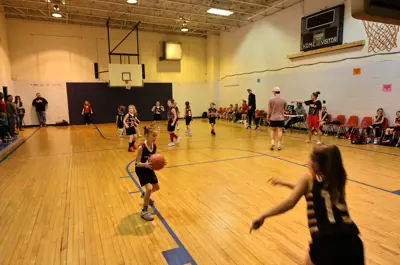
left=154, top=114, right=161, bottom=121
left=209, top=117, right=216, bottom=124
left=135, top=167, right=158, bottom=186
left=167, top=122, right=176, bottom=132
left=309, top=234, right=364, bottom=265
left=185, top=117, right=192, bottom=126
left=126, top=127, right=136, bottom=135
left=270, top=120, right=285, bottom=128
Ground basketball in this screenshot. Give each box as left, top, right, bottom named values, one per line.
left=149, top=154, right=166, bottom=171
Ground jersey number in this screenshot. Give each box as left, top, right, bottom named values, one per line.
left=321, top=190, right=353, bottom=224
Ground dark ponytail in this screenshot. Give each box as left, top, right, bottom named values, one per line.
left=313, top=91, right=321, bottom=98
left=311, top=145, right=347, bottom=204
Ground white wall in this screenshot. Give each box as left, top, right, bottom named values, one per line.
left=0, top=12, right=13, bottom=95
left=219, top=0, right=400, bottom=122
left=7, top=19, right=209, bottom=124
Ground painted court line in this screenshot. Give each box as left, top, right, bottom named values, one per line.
left=0, top=127, right=41, bottom=164
left=125, top=160, right=197, bottom=265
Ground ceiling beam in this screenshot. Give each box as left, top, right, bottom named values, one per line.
left=228, top=0, right=283, bottom=9
left=4, top=12, right=209, bottom=37
left=248, top=0, right=291, bottom=20
left=4, top=6, right=224, bottom=33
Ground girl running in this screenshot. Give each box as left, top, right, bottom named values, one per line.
left=81, top=100, right=93, bottom=125
left=123, top=105, right=138, bottom=152
left=251, top=145, right=364, bottom=265
left=151, top=101, right=165, bottom=131
left=208, top=102, right=217, bottom=136
left=133, top=108, right=142, bottom=137
left=184, top=101, right=192, bottom=136
left=116, top=105, right=126, bottom=137
left=167, top=99, right=180, bottom=146
left=293, top=91, right=323, bottom=145
left=135, top=125, right=160, bottom=221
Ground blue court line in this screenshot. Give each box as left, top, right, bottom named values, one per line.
left=393, top=190, right=400, bottom=195
left=125, top=160, right=197, bottom=265
left=93, top=124, right=122, bottom=141
left=128, top=191, right=142, bottom=194
left=0, top=127, right=41, bottom=164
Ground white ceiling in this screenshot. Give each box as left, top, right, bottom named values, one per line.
left=1, top=0, right=303, bottom=37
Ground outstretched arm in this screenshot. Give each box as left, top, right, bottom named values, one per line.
left=269, top=178, right=296, bottom=189
left=250, top=174, right=310, bottom=233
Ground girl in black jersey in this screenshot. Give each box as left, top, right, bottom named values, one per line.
left=174, top=102, right=180, bottom=130
left=135, top=125, right=160, bottom=221
left=184, top=101, right=192, bottom=136
left=116, top=105, right=126, bottom=137
left=151, top=101, right=165, bottom=131
left=251, top=145, right=364, bottom=265
left=167, top=99, right=180, bottom=147
left=208, top=102, right=217, bottom=136
left=293, top=91, right=323, bottom=145
left=123, top=105, right=138, bottom=152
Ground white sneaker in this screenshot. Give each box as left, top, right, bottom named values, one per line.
left=141, top=210, right=154, bottom=221
left=177, top=137, right=181, bottom=144
left=316, top=141, right=323, bottom=145
left=168, top=142, right=175, bottom=147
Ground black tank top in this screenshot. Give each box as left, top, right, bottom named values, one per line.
left=186, top=107, right=192, bottom=117
left=168, top=107, right=176, bottom=122
left=126, top=113, right=136, bottom=127
left=139, top=142, right=157, bottom=163
left=117, top=112, right=124, bottom=127
left=305, top=177, right=359, bottom=238
left=154, top=106, right=161, bottom=114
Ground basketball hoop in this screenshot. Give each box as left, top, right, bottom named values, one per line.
left=363, top=21, right=400, bottom=53
left=124, top=80, right=131, bottom=90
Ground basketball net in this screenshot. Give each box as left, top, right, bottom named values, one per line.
left=363, top=21, right=399, bottom=53
left=125, top=80, right=131, bottom=90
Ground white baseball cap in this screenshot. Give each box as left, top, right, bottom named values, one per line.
left=273, top=87, right=280, bottom=92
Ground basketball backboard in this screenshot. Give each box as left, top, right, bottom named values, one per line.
left=108, top=64, right=143, bottom=88
left=352, top=0, right=400, bottom=25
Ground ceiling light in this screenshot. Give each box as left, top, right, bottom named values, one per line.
left=207, top=8, right=234, bottom=16
left=52, top=12, right=62, bottom=18
left=181, top=27, right=189, bottom=32
left=45, top=0, right=51, bottom=2
left=127, top=0, right=137, bottom=3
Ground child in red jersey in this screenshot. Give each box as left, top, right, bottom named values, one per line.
left=81, top=100, right=93, bottom=125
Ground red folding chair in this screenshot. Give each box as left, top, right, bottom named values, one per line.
left=354, top=116, right=373, bottom=135
left=338, top=115, right=358, bottom=138
left=327, top=115, right=345, bottom=135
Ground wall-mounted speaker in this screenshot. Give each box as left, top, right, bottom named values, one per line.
left=142, top=64, right=146, bottom=80
left=94, top=62, right=99, bottom=79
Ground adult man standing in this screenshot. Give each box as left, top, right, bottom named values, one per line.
left=32, top=93, right=48, bottom=127
left=247, top=89, right=258, bottom=130
left=6, top=95, right=17, bottom=136
left=267, top=87, right=287, bottom=151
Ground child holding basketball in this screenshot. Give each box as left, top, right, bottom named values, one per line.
left=151, top=101, right=165, bottom=131
left=116, top=105, right=125, bottom=137
left=208, top=102, right=217, bottom=135
left=184, top=101, right=192, bottom=136
left=167, top=99, right=180, bottom=146
left=124, top=105, right=138, bottom=152
left=251, top=145, right=364, bottom=265
left=135, top=125, right=160, bottom=221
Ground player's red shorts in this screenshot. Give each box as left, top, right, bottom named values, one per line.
left=308, top=114, right=320, bottom=130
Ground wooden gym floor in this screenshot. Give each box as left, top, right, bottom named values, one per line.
left=0, top=120, right=399, bottom=265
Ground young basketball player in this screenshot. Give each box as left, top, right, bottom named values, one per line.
left=135, top=125, right=160, bottom=221
left=81, top=100, right=93, bottom=125
left=116, top=105, right=125, bottom=137
left=268, top=87, right=287, bottom=150
left=251, top=145, right=364, bottom=265
left=167, top=99, right=180, bottom=146
left=293, top=91, right=323, bottom=145
left=174, top=102, right=180, bottom=130
left=152, top=101, right=165, bottom=131
left=123, top=105, right=138, bottom=152
left=184, top=101, right=192, bottom=136
left=132, top=108, right=142, bottom=137
left=208, top=102, right=217, bottom=135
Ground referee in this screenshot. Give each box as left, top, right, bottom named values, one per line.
left=247, top=89, right=257, bottom=130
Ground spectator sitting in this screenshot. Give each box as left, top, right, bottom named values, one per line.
left=284, top=103, right=306, bottom=129
left=6, top=95, right=17, bottom=136
left=367, top=108, right=385, bottom=144
left=238, top=100, right=248, bottom=124
left=381, top=110, right=400, bottom=145
left=233, top=104, right=240, bottom=122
